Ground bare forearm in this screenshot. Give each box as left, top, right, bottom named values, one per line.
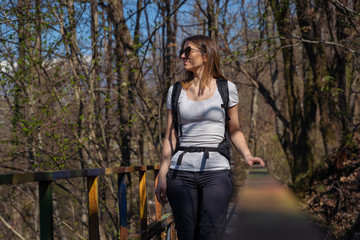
left=159, top=140, right=173, bottom=178
left=227, top=105, right=264, bottom=167
left=230, top=130, right=252, bottom=159
left=158, top=109, right=177, bottom=178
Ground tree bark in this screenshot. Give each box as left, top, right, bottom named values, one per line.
left=269, top=0, right=315, bottom=183
left=206, top=0, right=220, bottom=41
left=66, top=0, right=88, bottom=235
left=248, top=87, right=259, bottom=155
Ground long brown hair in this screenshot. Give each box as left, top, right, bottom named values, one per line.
left=180, top=35, right=226, bottom=90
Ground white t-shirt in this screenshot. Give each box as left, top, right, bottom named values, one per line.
left=166, top=81, right=239, bottom=171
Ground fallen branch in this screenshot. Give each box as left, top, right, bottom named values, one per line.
left=53, top=215, right=85, bottom=239
left=0, top=215, right=26, bottom=240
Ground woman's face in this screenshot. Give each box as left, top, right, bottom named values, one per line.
left=180, top=41, right=206, bottom=73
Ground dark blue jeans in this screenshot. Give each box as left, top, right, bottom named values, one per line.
left=166, top=169, right=233, bottom=240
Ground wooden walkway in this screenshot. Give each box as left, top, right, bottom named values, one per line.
left=225, top=166, right=329, bottom=240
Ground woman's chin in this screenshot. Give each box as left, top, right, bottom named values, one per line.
left=184, top=65, right=194, bottom=72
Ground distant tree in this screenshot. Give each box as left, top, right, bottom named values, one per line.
left=266, top=0, right=360, bottom=184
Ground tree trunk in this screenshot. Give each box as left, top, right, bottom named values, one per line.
left=17, top=0, right=40, bottom=236
left=66, top=0, right=88, bottom=235
left=269, top=0, right=316, bottom=183
left=104, top=14, right=113, bottom=167
left=90, top=0, right=103, bottom=166
left=206, top=0, right=220, bottom=41
left=248, top=87, right=259, bottom=155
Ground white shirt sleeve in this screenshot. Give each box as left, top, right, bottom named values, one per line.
left=166, top=85, right=174, bottom=110
left=228, top=81, right=239, bottom=107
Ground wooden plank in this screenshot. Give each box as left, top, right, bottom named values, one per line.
left=0, top=174, right=13, bottom=184
left=130, top=214, right=174, bottom=240
left=0, top=166, right=159, bottom=185
left=154, top=170, right=161, bottom=222
left=139, top=170, right=147, bottom=232
left=0, top=173, right=34, bottom=185
left=134, top=165, right=148, bottom=172
left=166, top=224, right=172, bottom=240
left=39, top=181, right=54, bottom=240
left=237, top=167, right=299, bottom=212
left=170, top=222, right=177, bottom=240
left=154, top=169, right=162, bottom=240
left=87, top=168, right=106, bottom=177
left=13, top=173, right=35, bottom=184
left=145, top=217, right=171, bottom=240
left=88, top=176, right=100, bottom=240
left=108, top=166, right=135, bottom=174
left=146, top=221, right=164, bottom=239
left=226, top=166, right=328, bottom=240
left=160, top=213, right=173, bottom=226
left=118, top=173, right=128, bottom=240
left=146, top=165, right=160, bottom=170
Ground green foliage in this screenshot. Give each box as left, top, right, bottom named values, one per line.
left=320, top=75, right=344, bottom=96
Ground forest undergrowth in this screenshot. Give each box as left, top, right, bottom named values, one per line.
left=299, top=133, right=360, bottom=240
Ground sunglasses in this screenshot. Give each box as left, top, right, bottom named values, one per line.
left=179, top=46, right=202, bottom=57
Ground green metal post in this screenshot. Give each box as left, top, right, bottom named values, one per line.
left=39, top=181, right=54, bottom=240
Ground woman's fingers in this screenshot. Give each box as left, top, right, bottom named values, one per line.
left=246, top=157, right=265, bottom=167
left=161, top=191, right=168, bottom=205
left=155, top=188, right=168, bottom=206
left=155, top=189, right=162, bottom=205
left=254, top=157, right=265, bottom=167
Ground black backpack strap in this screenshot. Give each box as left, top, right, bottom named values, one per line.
left=216, top=78, right=230, bottom=121
left=171, top=81, right=182, bottom=140
left=216, top=78, right=232, bottom=161
left=171, top=79, right=232, bottom=163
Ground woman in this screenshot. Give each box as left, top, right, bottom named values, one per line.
left=155, top=35, right=265, bottom=240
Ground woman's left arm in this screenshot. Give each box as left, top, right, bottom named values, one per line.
left=227, top=104, right=265, bottom=167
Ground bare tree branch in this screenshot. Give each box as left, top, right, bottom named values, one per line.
left=0, top=215, right=26, bottom=240
left=235, top=60, right=290, bottom=130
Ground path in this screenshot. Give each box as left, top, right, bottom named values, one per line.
left=225, top=166, right=329, bottom=240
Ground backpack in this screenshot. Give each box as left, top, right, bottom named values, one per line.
left=171, top=79, right=232, bottom=166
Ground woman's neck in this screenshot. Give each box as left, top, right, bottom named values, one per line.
left=192, top=77, right=201, bottom=86
left=190, top=67, right=215, bottom=89
left=190, top=77, right=216, bottom=92
left=192, top=65, right=204, bottom=84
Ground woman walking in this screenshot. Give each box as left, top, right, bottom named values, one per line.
left=155, top=35, right=265, bottom=240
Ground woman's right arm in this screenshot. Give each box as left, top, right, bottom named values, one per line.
left=155, top=109, right=177, bottom=205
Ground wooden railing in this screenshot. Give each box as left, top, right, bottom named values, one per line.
left=0, top=165, right=175, bottom=240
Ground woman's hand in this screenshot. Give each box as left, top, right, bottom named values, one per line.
left=245, top=155, right=266, bottom=167
left=155, top=176, right=168, bottom=206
